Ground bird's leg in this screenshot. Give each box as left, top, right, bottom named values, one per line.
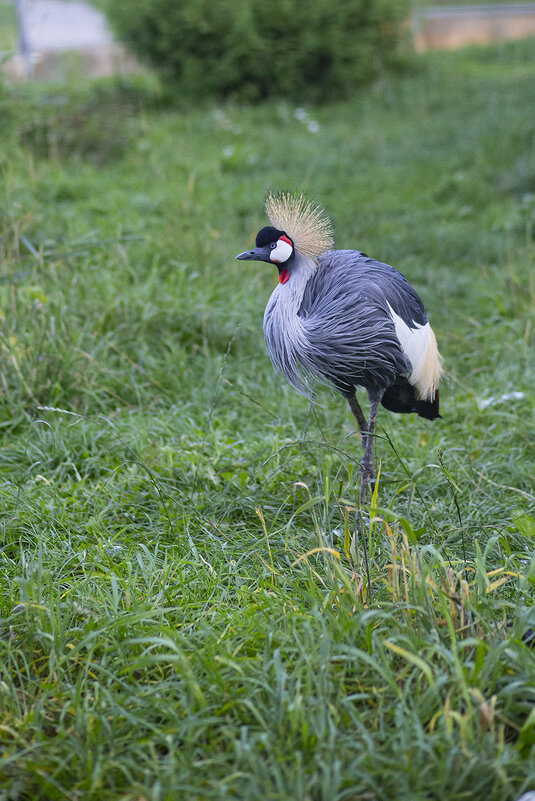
left=360, top=399, right=379, bottom=505
left=347, top=393, right=368, bottom=447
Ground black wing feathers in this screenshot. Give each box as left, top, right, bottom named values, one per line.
left=381, top=378, right=441, bottom=419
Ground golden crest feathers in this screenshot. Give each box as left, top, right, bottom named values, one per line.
left=265, top=192, right=334, bottom=259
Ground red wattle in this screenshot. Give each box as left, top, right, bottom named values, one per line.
left=279, top=269, right=289, bottom=284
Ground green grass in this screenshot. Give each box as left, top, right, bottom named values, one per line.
left=0, top=1, right=16, bottom=54
left=0, top=37, right=534, bottom=800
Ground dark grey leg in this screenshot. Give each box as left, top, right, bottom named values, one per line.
left=347, top=394, right=368, bottom=447
left=360, top=399, right=379, bottom=504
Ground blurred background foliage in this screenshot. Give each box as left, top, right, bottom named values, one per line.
left=94, top=0, right=412, bottom=102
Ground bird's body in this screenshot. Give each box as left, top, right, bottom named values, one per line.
left=263, top=247, right=440, bottom=417
left=236, top=194, right=442, bottom=501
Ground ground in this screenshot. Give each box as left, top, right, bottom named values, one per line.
left=0, top=36, right=534, bottom=801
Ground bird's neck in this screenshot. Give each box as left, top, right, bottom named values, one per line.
left=262, top=252, right=318, bottom=396
left=277, top=252, right=317, bottom=313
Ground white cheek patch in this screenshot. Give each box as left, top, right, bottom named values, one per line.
left=269, top=238, right=293, bottom=264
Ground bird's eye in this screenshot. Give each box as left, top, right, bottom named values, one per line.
left=270, top=242, right=277, bottom=249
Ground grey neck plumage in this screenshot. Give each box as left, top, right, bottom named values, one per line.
left=263, top=251, right=318, bottom=397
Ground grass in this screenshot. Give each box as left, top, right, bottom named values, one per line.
left=0, top=36, right=534, bottom=800
left=0, top=0, right=16, bottom=55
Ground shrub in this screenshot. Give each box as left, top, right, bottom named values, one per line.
left=98, top=0, right=412, bottom=102
left=13, top=78, right=158, bottom=164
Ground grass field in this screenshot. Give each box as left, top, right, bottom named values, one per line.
left=0, top=0, right=16, bottom=54
left=0, top=36, right=534, bottom=800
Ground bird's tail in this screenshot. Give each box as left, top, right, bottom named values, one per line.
left=381, top=377, right=440, bottom=420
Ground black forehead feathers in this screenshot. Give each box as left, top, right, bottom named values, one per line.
left=255, top=226, right=287, bottom=247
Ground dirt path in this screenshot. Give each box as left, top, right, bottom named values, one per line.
left=414, top=2, right=535, bottom=50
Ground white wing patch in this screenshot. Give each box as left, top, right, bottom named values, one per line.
left=388, top=304, right=442, bottom=400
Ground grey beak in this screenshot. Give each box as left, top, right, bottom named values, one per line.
left=235, top=245, right=272, bottom=262
left=236, top=250, right=258, bottom=260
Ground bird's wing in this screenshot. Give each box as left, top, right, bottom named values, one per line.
left=298, top=250, right=441, bottom=399
left=337, top=251, right=428, bottom=326
left=330, top=251, right=441, bottom=401
left=300, top=250, right=427, bottom=326
left=296, top=250, right=413, bottom=394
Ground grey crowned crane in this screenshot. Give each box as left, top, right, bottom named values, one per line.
left=236, top=193, right=443, bottom=502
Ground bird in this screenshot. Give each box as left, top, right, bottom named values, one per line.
left=236, top=193, right=442, bottom=503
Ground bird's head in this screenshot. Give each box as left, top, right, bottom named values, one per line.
left=236, top=226, right=295, bottom=284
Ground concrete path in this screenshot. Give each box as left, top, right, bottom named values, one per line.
left=20, top=0, right=113, bottom=50
left=5, top=0, right=136, bottom=80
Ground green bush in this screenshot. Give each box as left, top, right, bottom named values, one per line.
left=98, top=0, right=412, bottom=102
left=3, top=78, right=161, bottom=165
